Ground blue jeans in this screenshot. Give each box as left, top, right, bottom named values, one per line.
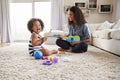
left=56, top=39, right=88, bottom=53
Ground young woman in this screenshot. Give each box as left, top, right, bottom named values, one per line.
left=56, top=6, right=91, bottom=53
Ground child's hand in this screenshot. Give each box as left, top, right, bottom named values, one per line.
left=42, top=37, right=47, bottom=42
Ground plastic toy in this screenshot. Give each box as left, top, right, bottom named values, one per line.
left=43, top=60, right=52, bottom=65
left=67, top=35, right=80, bottom=42
left=52, top=57, right=58, bottom=63
left=49, top=56, right=53, bottom=61
left=62, top=57, right=71, bottom=62
left=48, top=56, right=58, bottom=63
left=34, top=50, right=43, bottom=59
left=53, top=34, right=58, bottom=38
left=42, top=56, right=58, bottom=65
left=42, top=56, right=47, bottom=60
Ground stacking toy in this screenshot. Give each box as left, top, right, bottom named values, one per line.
left=52, top=57, right=58, bottom=63
left=42, top=56, right=58, bottom=65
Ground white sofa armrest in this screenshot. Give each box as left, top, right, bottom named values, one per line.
left=88, top=23, right=102, bottom=32
left=110, top=29, right=120, bottom=40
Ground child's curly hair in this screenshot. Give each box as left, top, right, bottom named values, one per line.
left=27, top=18, right=44, bottom=33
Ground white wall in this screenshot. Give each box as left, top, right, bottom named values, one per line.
left=111, top=0, right=117, bottom=22
left=115, top=0, right=120, bottom=21
left=64, top=0, right=116, bottom=23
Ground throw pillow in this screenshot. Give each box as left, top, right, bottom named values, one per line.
left=97, top=21, right=114, bottom=30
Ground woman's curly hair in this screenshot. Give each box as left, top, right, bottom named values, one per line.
left=68, top=6, right=86, bottom=26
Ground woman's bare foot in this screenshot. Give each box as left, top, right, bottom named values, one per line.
left=58, top=48, right=65, bottom=51
left=58, top=48, right=71, bottom=52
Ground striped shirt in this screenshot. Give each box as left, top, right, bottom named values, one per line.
left=28, top=35, right=42, bottom=56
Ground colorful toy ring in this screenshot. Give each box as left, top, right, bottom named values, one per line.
left=43, top=60, right=52, bottom=65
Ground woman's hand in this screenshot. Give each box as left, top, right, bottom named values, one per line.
left=58, top=35, right=63, bottom=39
left=83, top=38, right=91, bottom=44
left=70, top=42, right=79, bottom=46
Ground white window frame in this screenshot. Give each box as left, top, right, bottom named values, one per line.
left=10, top=0, right=51, bottom=41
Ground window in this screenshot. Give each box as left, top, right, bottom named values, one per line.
left=10, top=1, right=51, bottom=41
left=10, top=3, right=32, bottom=41
left=35, top=2, right=51, bottom=32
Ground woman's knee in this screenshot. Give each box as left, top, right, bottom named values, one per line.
left=56, top=39, right=62, bottom=45
left=56, top=39, right=70, bottom=49
left=72, top=42, right=88, bottom=53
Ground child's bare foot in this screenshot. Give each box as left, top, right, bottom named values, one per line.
left=51, top=50, right=58, bottom=54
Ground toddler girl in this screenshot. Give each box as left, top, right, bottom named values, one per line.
left=27, top=18, right=57, bottom=56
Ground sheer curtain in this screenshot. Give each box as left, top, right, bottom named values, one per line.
left=51, top=0, right=65, bottom=30
left=0, top=0, right=12, bottom=43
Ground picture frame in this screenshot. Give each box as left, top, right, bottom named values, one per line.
left=88, top=0, right=97, bottom=9
left=99, top=4, right=112, bottom=13
left=75, top=2, right=86, bottom=8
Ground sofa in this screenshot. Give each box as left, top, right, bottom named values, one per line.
left=88, top=20, right=120, bottom=56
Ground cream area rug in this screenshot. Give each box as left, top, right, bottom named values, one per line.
left=0, top=43, right=120, bottom=80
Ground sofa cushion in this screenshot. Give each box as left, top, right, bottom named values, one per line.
left=110, top=29, right=120, bottom=40
left=92, top=29, right=116, bottom=39
left=88, top=23, right=102, bottom=32
left=112, top=19, right=120, bottom=29
left=97, top=21, right=114, bottom=30
left=91, top=31, right=100, bottom=38
left=97, top=29, right=113, bottom=39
